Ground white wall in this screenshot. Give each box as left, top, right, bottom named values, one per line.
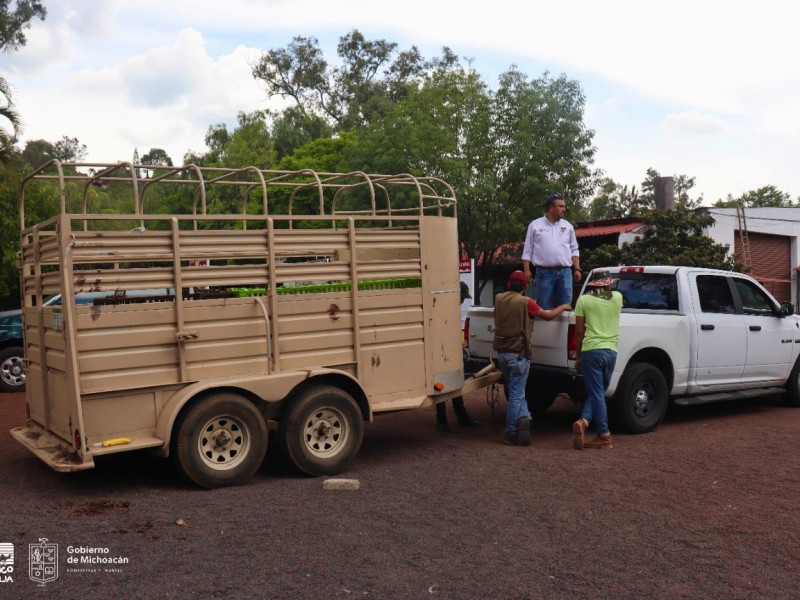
left=703, top=207, right=800, bottom=303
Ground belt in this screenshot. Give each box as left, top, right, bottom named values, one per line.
left=535, top=265, right=570, bottom=270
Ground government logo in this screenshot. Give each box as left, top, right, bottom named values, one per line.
left=29, top=538, right=58, bottom=585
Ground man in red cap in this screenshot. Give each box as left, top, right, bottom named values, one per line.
left=493, top=270, right=571, bottom=445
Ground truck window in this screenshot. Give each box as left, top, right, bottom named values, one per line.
left=696, top=275, right=736, bottom=314
left=612, top=274, right=678, bottom=310
left=733, top=278, right=775, bottom=315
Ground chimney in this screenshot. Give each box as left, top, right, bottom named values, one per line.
left=654, top=176, right=675, bottom=211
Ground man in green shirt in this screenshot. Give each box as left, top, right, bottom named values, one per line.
left=572, top=269, right=622, bottom=450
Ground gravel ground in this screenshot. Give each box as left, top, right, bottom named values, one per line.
left=1, top=388, right=799, bottom=599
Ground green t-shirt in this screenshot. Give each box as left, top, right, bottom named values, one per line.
left=574, top=291, right=623, bottom=352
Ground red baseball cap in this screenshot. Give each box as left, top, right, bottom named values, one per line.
left=507, top=270, right=527, bottom=290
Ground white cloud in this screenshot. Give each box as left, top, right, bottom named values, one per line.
left=7, top=0, right=800, bottom=201
left=661, top=112, right=729, bottom=135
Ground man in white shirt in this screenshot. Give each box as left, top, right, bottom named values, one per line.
left=521, top=193, right=581, bottom=309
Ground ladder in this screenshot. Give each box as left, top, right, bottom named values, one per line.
left=736, top=204, right=752, bottom=270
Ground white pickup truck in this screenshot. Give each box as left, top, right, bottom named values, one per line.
left=465, top=266, right=800, bottom=433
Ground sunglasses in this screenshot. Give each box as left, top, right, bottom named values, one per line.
left=548, top=193, right=563, bottom=201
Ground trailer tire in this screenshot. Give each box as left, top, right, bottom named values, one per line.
left=611, top=362, right=668, bottom=434
left=173, top=393, right=268, bottom=489
left=279, top=385, right=363, bottom=477
left=0, top=346, right=25, bottom=392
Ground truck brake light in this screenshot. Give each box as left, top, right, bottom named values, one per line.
left=463, top=318, right=470, bottom=349
left=619, top=266, right=644, bottom=273
left=568, top=324, right=577, bottom=360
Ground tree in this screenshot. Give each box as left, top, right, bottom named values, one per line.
left=580, top=209, right=739, bottom=275
left=639, top=168, right=702, bottom=211
left=347, top=66, right=599, bottom=301
left=270, top=106, right=332, bottom=160
left=52, top=135, right=87, bottom=162
left=141, top=147, right=173, bottom=167
left=586, top=178, right=640, bottom=220
left=713, top=184, right=795, bottom=208
left=0, top=0, right=47, bottom=150
left=19, top=138, right=54, bottom=169
left=252, top=30, right=445, bottom=132
left=140, top=147, right=173, bottom=176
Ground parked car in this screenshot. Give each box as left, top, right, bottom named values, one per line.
left=0, top=289, right=174, bottom=392
left=0, top=309, right=25, bottom=392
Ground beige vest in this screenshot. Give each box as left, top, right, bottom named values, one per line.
left=492, top=291, right=533, bottom=358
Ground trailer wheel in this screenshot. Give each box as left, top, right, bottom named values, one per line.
left=173, top=393, right=268, bottom=489
left=0, top=346, right=25, bottom=392
left=279, top=385, right=363, bottom=477
left=611, top=362, right=668, bottom=434
left=525, top=377, right=558, bottom=415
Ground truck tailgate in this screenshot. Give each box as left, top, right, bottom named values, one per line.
left=531, top=312, right=572, bottom=369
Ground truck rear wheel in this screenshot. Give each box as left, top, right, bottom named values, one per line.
left=173, top=393, right=268, bottom=488
left=279, top=385, right=363, bottom=477
left=612, top=363, right=668, bottom=434
left=525, top=378, right=558, bottom=415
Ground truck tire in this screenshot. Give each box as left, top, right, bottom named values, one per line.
left=785, top=358, right=800, bottom=406
left=525, top=378, right=558, bottom=415
left=611, top=362, right=668, bottom=434
left=0, top=346, right=25, bottom=392
left=173, top=393, right=268, bottom=489
left=279, top=385, right=363, bottom=477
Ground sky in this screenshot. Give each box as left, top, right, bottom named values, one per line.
left=5, top=0, right=800, bottom=205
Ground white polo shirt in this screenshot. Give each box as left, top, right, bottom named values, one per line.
left=521, top=216, right=579, bottom=268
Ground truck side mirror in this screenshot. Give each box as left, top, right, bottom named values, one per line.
left=779, top=301, right=795, bottom=317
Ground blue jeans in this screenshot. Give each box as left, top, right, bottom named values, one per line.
left=580, top=348, right=617, bottom=435
left=496, top=352, right=531, bottom=434
left=534, top=267, right=572, bottom=309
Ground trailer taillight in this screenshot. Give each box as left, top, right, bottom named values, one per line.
left=74, top=428, right=82, bottom=451
left=568, top=324, right=577, bottom=360
left=463, top=318, right=470, bottom=349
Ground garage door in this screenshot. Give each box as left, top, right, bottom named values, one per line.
left=735, top=231, right=791, bottom=303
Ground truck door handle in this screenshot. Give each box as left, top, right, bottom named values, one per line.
left=700, top=324, right=714, bottom=331
left=749, top=325, right=762, bottom=331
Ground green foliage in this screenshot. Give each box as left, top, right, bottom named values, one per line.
left=141, top=147, right=173, bottom=167
left=252, top=30, right=449, bottom=132
left=0, top=0, right=46, bottom=52
left=0, top=155, right=21, bottom=306
left=587, top=168, right=704, bottom=220
left=0, top=0, right=47, bottom=147
left=270, top=106, right=333, bottom=160
left=713, top=184, right=796, bottom=208
left=581, top=209, right=739, bottom=275
left=586, top=178, right=639, bottom=220
left=346, top=65, right=599, bottom=300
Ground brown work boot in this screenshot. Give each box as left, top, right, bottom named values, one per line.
left=572, top=418, right=588, bottom=451
left=518, top=417, right=531, bottom=446
left=503, top=432, right=518, bottom=445
left=584, top=434, right=613, bottom=449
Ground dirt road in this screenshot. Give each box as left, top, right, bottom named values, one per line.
left=1, top=389, right=798, bottom=599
